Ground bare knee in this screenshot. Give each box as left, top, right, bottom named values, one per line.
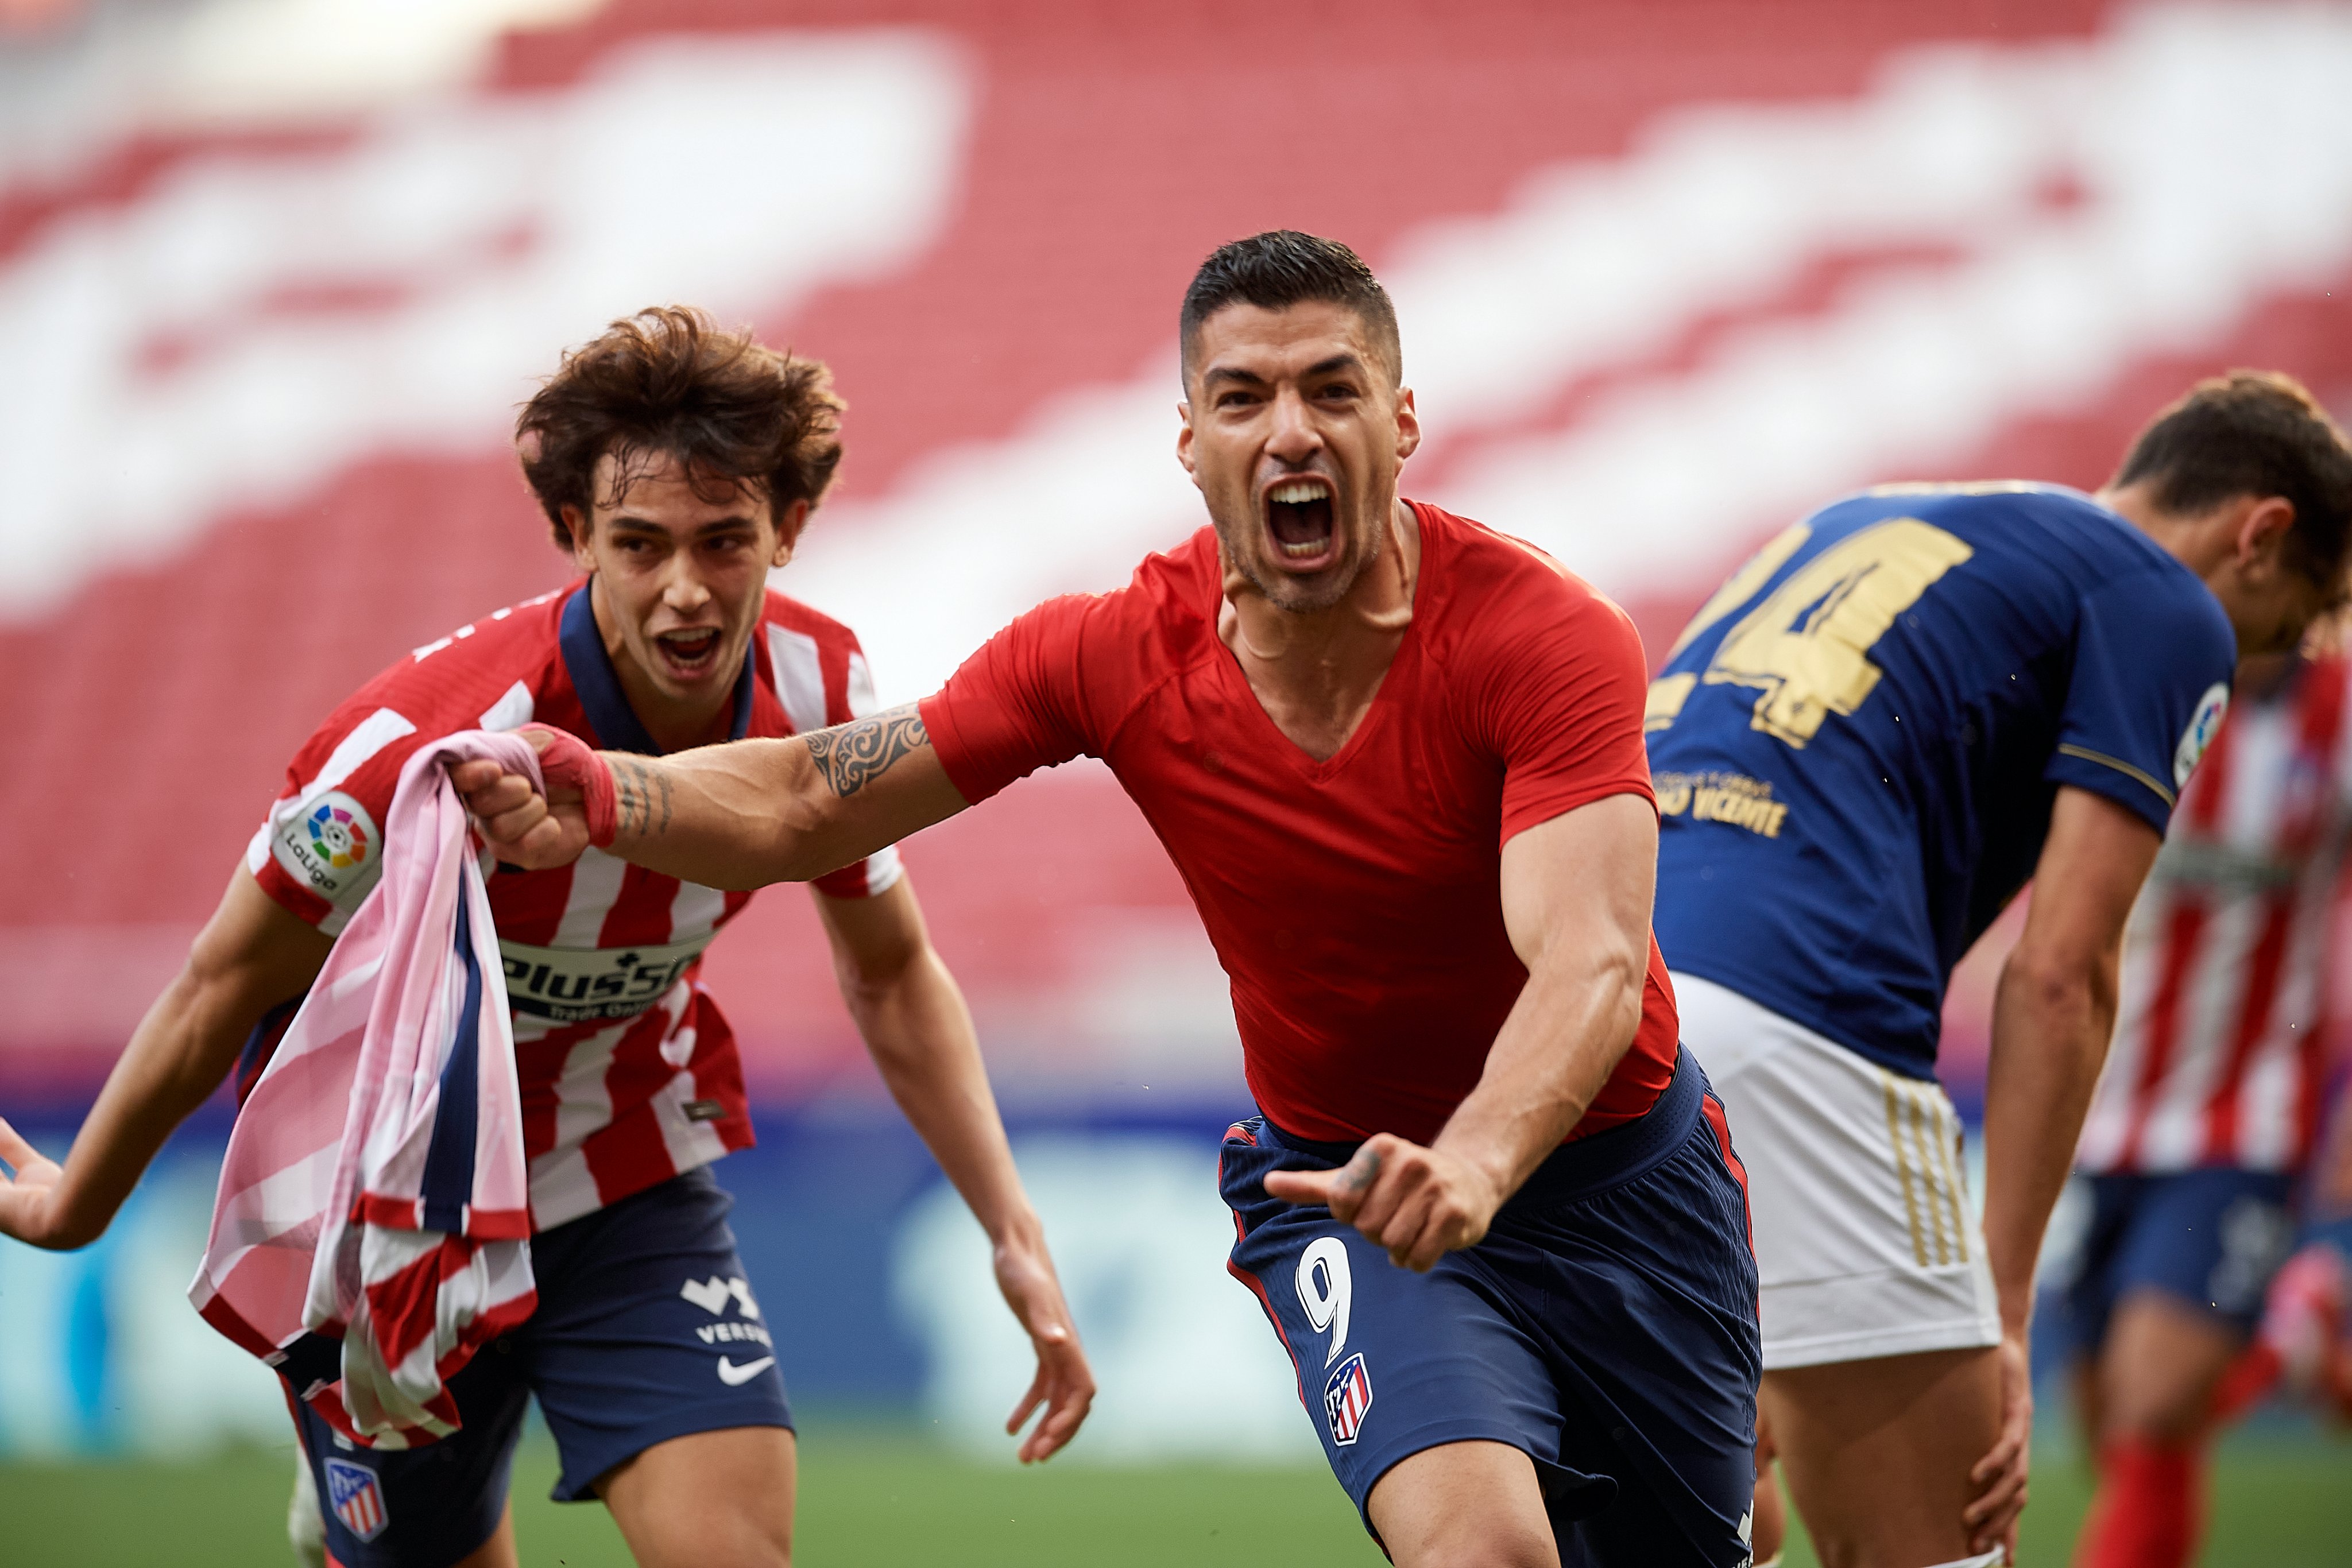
left=613, top=1505, right=790, bottom=1568
left=1763, top=1350, right=2001, bottom=1568
left=597, top=1427, right=795, bottom=1568
left=682, top=1530, right=790, bottom=1568
left=1388, top=1520, right=1554, bottom=1568
left=1368, top=1441, right=1559, bottom=1568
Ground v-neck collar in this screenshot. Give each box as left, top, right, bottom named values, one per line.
left=1206, top=501, right=1439, bottom=781
left=558, top=580, right=755, bottom=757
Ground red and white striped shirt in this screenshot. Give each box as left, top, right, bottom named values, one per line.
left=246, top=579, right=900, bottom=1229
left=2077, top=657, right=2352, bottom=1176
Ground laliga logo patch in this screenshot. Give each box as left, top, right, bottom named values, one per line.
left=322, top=1457, right=389, bottom=1543
left=1323, top=1352, right=1374, bottom=1447
left=307, top=800, right=372, bottom=869
left=273, top=789, right=382, bottom=901
left=2175, top=683, right=2230, bottom=789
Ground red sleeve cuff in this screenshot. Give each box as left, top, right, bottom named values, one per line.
left=1498, top=773, right=1657, bottom=847
left=919, top=690, right=1015, bottom=806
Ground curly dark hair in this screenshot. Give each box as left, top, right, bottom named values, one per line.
left=516, top=305, right=845, bottom=551
left=2113, top=369, right=2352, bottom=593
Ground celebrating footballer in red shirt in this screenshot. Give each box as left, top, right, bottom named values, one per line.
left=464, top=233, right=1763, bottom=1568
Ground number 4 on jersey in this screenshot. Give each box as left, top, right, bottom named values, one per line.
left=1647, top=518, right=1974, bottom=748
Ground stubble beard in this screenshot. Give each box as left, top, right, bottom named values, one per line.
left=1216, top=500, right=1383, bottom=616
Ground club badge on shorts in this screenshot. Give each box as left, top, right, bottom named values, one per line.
left=323, top=1457, right=389, bottom=1542
left=1323, top=1352, right=1374, bottom=1446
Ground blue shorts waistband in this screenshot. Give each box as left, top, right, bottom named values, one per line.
left=1259, top=1046, right=1704, bottom=1209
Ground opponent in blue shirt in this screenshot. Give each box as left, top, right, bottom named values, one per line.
left=1649, top=373, right=2352, bottom=1568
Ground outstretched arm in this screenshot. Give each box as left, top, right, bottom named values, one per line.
left=457, top=705, right=970, bottom=889
left=1966, top=784, right=2161, bottom=1557
left=815, top=879, right=1094, bottom=1461
left=1264, top=792, right=1657, bottom=1269
left=0, top=869, right=331, bottom=1250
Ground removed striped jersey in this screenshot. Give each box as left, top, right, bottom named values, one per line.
left=246, top=581, right=902, bottom=1228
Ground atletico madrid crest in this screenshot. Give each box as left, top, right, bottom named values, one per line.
left=323, top=1457, right=389, bottom=1542
left=1323, top=1352, right=1374, bottom=1446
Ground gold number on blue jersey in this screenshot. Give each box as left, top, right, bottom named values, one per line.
left=1674, top=517, right=1973, bottom=748
left=1665, top=521, right=1813, bottom=661
left=1645, top=521, right=1811, bottom=734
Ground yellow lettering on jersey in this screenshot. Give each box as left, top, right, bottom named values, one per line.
left=1653, top=771, right=1788, bottom=838
left=1664, top=521, right=1812, bottom=661
left=1645, top=673, right=1697, bottom=733
left=1655, top=773, right=1695, bottom=816
left=1704, top=518, right=1973, bottom=748
left=1691, top=783, right=1790, bottom=838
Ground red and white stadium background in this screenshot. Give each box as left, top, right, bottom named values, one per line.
left=3, top=0, right=2351, bottom=1457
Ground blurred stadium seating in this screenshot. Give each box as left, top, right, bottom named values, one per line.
left=3, top=0, right=2351, bottom=1468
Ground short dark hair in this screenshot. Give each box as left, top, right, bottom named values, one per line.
left=516, top=305, right=845, bottom=551
left=1179, top=230, right=1401, bottom=389
left=2113, top=370, right=2352, bottom=592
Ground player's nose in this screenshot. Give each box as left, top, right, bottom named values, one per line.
left=657, top=555, right=713, bottom=610
left=1264, top=386, right=1322, bottom=459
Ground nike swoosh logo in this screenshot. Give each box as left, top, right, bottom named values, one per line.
left=716, top=1355, right=775, bottom=1387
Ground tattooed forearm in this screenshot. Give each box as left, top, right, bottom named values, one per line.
left=803, top=704, right=929, bottom=798
left=610, top=756, right=674, bottom=837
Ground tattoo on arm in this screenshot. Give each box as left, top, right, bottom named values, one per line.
left=609, top=756, right=674, bottom=838
left=803, top=704, right=929, bottom=798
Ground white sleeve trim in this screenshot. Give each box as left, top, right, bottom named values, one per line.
left=860, top=843, right=905, bottom=897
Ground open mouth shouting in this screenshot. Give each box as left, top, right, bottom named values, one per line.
left=652, top=625, right=727, bottom=682
left=1263, top=474, right=1339, bottom=571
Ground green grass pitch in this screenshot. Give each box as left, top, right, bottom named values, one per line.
left=0, top=1419, right=2342, bottom=1566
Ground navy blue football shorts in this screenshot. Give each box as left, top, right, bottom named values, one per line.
left=291, top=1165, right=792, bottom=1568
left=2062, top=1167, right=2299, bottom=1350
left=1220, top=1048, right=1763, bottom=1567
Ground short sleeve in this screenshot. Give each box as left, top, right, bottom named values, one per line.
left=919, top=595, right=1102, bottom=804
left=1484, top=576, right=1659, bottom=846
left=2045, top=568, right=2238, bottom=832
left=246, top=702, right=428, bottom=935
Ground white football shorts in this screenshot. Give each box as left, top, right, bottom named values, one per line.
left=1674, top=971, right=2002, bottom=1370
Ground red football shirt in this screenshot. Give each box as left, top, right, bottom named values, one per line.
left=920, top=501, right=1680, bottom=1146
left=249, top=580, right=898, bottom=1229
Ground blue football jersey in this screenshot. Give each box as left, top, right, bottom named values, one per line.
left=1647, top=483, right=2236, bottom=1079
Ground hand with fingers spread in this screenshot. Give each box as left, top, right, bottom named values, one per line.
left=451, top=723, right=612, bottom=870
left=0, top=1118, right=69, bottom=1249
left=1963, top=1329, right=2032, bottom=1561
left=1263, top=1133, right=1504, bottom=1272
left=991, top=1228, right=1096, bottom=1462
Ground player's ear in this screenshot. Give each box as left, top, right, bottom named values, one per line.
left=771, top=499, right=811, bottom=567
left=2235, top=495, right=2297, bottom=577
left=1394, top=386, right=1421, bottom=463
left=562, top=505, right=595, bottom=571
left=1177, top=401, right=1200, bottom=485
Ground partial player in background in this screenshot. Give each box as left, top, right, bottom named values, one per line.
left=2239, top=1083, right=2352, bottom=1424
left=457, top=232, right=1764, bottom=1568
left=1647, top=372, right=2352, bottom=1568
left=0, top=308, right=1092, bottom=1568
left=2063, top=647, right=2352, bottom=1568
